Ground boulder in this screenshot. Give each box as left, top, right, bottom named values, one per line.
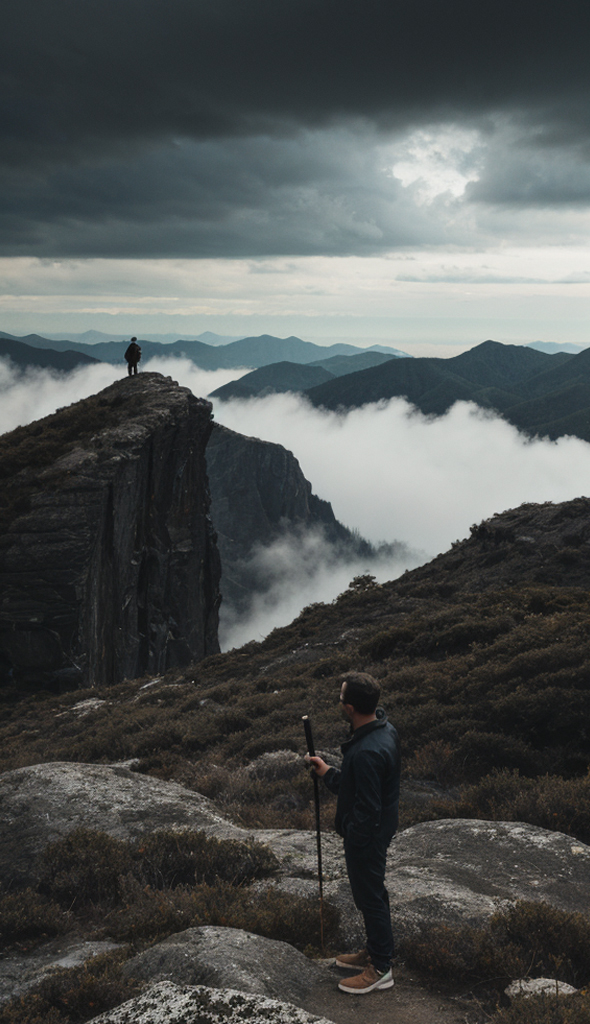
left=244, top=750, right=303, bottom=782
left=0, top=761, right=349, bottom=889
left=385, top=818, right=590, bottom=932
left=0, top=373, right=220, bottom=690
left=121, top=926, right=326, bottom=1007
left=505, top=978, right=578, bottom=1000
left=265, top=818, right=590, bottom=944
left=88, top=980, right=336, bottom=1024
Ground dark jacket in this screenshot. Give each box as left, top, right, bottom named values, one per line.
left=323, top=708, right=400, bottom=848
left=124, top=342, right=141, bottom=363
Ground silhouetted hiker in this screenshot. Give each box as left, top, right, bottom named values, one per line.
left=306, top=672, right=400, bottom=994
left=124, top=338, right=141, bottom=376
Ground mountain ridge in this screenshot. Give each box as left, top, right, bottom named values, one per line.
left=305, top=339, right=590, bottom=441
left=0, top=330, right=408, bottom=369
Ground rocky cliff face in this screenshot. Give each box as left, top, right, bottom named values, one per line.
left=0, top=373, right=220, bottom=690
left=206, top=423, right=363, bottom=613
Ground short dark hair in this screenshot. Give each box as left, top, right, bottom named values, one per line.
left=340, top=672, right=380, bottom=714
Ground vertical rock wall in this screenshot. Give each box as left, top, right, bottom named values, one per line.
left=206, top=422, right=355, bottom=613
left=0, top=374, right=220, bottom=690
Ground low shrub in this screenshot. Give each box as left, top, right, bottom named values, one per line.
left=106, top=877, right=339, bottom=950
left=0, top=949, right=138, bottom=1024
left=38, top=828, right=279, bottom=910
left=403, top=769, right=590, bottom=843
left=39, top=829, right=134, bottom=909
left=134, top=830, right=279, bottom=888
left=0, top=889, right=70, bottom=950
left=490, top=902, right=590, bottom=988
left=190, top=763, right=335, bottom=830
left=492, top=993, right=590, bottom=1024
left=403, top=901, right=590, bottom=990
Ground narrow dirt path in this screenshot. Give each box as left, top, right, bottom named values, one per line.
left=302, top=962, right=484, bottom=1024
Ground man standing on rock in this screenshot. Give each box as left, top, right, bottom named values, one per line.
left=306, top=672, right=400, bottom=995
left=124, top=337, right=141, bottom=376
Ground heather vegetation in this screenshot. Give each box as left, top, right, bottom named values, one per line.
left=2, top=579, right=589, bottom=835
left=405, top=902, right=590, bottom=1023
left=406, top=901, right=590, bottom=988
left=0, top=827, right=336, bottom=1024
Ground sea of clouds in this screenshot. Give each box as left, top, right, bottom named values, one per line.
left=2, top=354, right=590, bottom=649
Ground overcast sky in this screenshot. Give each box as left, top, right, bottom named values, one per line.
left=2, top=0, right=590, bottom=348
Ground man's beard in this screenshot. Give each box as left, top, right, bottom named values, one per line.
left=341, top=708, right=354, bottom=734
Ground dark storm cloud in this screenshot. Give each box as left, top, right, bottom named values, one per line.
left=0, top=131, right=455, bottom=257
left=4, top=0, right=590, bottom=155
left=3, top=0, right=590, bottom=256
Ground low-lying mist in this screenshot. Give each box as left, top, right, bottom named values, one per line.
left=219, top=526, right=422, bottom=651
left=2, top=354, right=590, bottom=650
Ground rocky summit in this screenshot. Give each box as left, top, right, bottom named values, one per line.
left=0, top=373, right=221, bottom=690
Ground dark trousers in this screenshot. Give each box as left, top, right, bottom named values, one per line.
left=344, top=839, right=394, bottom=971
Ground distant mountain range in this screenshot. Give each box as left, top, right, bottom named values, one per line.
left=0, top=330, right=409, bottom=371
left=526, top=341, right=589, bottom=355
left=209, top=351, right=397, bottom=399
left=306, top=339, right=590, bottom=442
left=0, top=337, right=101, bottom=372
left=40, top=330, right=247, bottom=346
left=3, top=329, right=590, bottom=445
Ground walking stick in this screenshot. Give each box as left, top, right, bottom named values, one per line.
left=302, top=715, right=325, bottom=953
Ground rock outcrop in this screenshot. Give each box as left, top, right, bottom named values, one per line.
left=88, top=980, right=336, bottom=1024
left=0, top=762, right=246, bottom=887
left=0, top=373, right=220, bottom=690
left=121, top=926, right=326, bottom=1006
left=384, top=818, right=590, bottom=930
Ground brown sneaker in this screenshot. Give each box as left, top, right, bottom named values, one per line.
left=338, top=964, right=394, bottom=994
left=335, top=949, right=370, bottom=969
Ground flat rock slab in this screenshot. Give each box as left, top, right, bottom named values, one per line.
left=386, top=818, right=590, bottom=930
left=89, top=980, right=336, bottom=1024
left=122, top=926, right=326, bottom=1007
left=3, top=762, right=590, bottom=940
left=0, top=937, right=120, bottom=1006
left=0, top=762, right=248, bottom=885
left=254, top=828, right=345, bottom=882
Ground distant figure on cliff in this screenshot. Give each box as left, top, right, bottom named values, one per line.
left=124, top=338, right=141, bottom=376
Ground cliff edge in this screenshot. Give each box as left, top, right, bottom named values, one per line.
left=0, top=373, right=220, bottom=690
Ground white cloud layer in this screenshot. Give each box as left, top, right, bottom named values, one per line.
left=211, top=391, right=590, bottom=554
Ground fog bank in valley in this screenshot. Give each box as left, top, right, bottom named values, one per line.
left=218, top=527, right=421, bottom=651
left=2, top=355, right=590, bottom=649
left=212, top=391, right=590, bottom=553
